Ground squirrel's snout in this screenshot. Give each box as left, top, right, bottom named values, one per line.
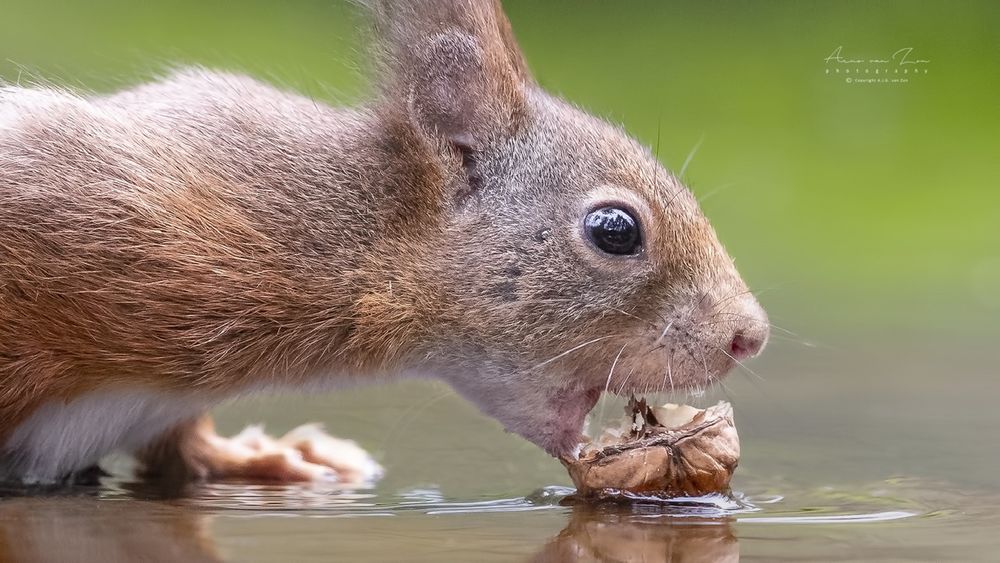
left=725, top=297, right=769, bottom=362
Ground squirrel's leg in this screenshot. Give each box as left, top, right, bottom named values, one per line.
left=137, top=414, right=383, bottom=484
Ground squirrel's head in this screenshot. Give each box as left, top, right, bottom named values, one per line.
left=366, top=0, right=768, bottom=456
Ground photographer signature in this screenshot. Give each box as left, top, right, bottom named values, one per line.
left=825, top=46, right=930, bottom=66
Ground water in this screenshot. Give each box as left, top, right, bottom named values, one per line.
left=0, top=477, right=990, bottom=562
left=1, top=0, right=997, bottom=560
left=1, top=331, right=997, bottom=561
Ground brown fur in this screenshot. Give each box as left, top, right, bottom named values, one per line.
left=0, top=0, right=767, bottom=481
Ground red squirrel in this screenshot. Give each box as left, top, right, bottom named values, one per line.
left=0, top=0, right=768, bottom=484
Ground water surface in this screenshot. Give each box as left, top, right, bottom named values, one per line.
left=1, top=330, right=997, bottom=561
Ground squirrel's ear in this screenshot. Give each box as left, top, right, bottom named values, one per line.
left=371, top=0, right=532, bottom=148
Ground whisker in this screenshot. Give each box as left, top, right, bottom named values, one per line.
left=747, top=283, right=794, bottom=298
left=639, top=343, right=667, bottom=358
left=606, top=344, right=628, bottom=393
left=531, top=335, right=615, bottom=370
left=615, top=366, right=636, bottom=395
left=735, top=361, right=769, bottom=395
left=655, top=320, right=675, bottom=345
left=714, top=372, right=736, bottom=402
left=697, top=182, right=737, bottom=204
left=706, top=312, right=800, bottom=337
left=678, top=134, right=704, bottom=179
left=675, top=341, right=704, bottom=402
left=695, top=346, right=713, bottom=402
left=699, top=348, right=709, bottom=384
left=694, top=279, right=723, bottom=313
left=602, top=306, right=661, bottom=328
left=518, top=298, right=665, bottom=328
left=379, top=388, right=452, bottom=450
left=708, top=288, right=755, bottom=311
left=665, top=355, right=675, bottom=395
left=718, top=346, right=766, bottom=382
left=710, top=283, right=790, bottom=307
left=655, top=115, right=663, bottom=167
left=597, top=343, right=628, bottom=425
left=664, top=186, right=686, bottom=209
left=765, top=333, right=821, bottom=347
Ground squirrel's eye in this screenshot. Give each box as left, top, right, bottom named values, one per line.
left=584, top=207, right=641, bottom=255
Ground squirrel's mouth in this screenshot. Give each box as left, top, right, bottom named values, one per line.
left=538, top=386, right=603, bottom=457
left=541, top=372, right=720, bottom=458
left=450, top=359, right=732, bottom=459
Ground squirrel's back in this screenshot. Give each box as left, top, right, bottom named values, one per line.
left=0, top=70, right=391, bottom=438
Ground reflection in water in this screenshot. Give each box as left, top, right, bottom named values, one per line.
left=0, top=479, right=957, bottom=562
left=0, top=484, right=745, bottom=563
left=0, top=496, right=220, bottom=563
left=532, top=503, right=738, bottom=563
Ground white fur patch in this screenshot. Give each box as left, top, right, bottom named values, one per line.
left=2, top=389, right=208, bottom=484
left=0, top=87, right=73, bottom=130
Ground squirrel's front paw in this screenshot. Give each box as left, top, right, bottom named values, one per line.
left=225, top=423, right=384, bottom=484
left=139, top=415, right=383, bottom=484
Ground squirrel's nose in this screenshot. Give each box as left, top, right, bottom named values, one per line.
left=729, top=330, right=765, bottom=361
left=727, top=296, right=769, bottom=361
left=693, top=287, right=770, bottom=362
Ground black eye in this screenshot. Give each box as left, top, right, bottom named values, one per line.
left=584, top=207, right=642, bottom=255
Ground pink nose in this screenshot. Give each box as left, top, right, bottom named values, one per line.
left=729, top=331, right=765, bottom=361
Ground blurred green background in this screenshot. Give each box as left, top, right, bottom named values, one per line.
left=2, top=2, right=999, bottom=560
left=3, top=0, right=997, bottom=337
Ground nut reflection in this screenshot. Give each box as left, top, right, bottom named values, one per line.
left=532, top=503, right=739, bottom=563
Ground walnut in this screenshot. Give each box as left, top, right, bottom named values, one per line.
left=561, top=399, right=739, bottom=498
